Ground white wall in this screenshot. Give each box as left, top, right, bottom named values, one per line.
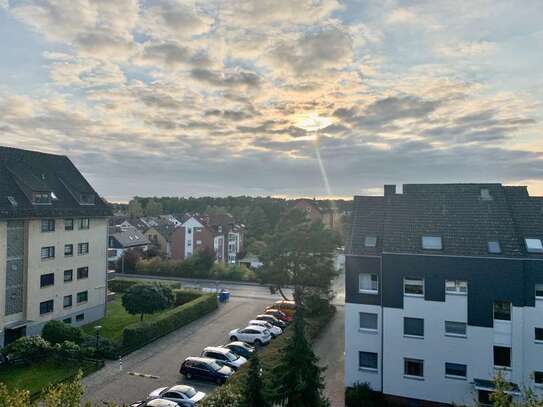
left=521, top=300, right=543, bottom=397
left=0, top=221, right=6, bottom=346
left=183, top=217, right=203, bottom=258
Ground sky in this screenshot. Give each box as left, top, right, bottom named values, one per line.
left=0, top=0, right=542, bottom=202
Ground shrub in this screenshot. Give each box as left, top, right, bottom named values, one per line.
left=345, top=382, right=382, bottom=407
left=211, top=263, right=256, bottom=282
left=304, top=294, right=331, bottom=317
left=52, top=341, right=82, bottom=360
left=80, top=335, right=119, bottom=359
left=122, top=294, right=218, bottom=350
left=122, top=283, right=174, bottom=321
left=174, top=289, right=202, bottom=306
left=108, top=279, right=140, bottom=293
left=5, top=336, right=51, bottom=363
left=42, top=320, right=82, bottom=345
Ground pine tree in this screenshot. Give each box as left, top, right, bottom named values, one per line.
left=127, top=199, right=144, bottom=217
left=271, top=304, right=329, bottom=407
left=242, top=353, right=269, bottom=407
left=144, top=199, right=163, bottom=216
left=247, top=206, right=270, bottom=239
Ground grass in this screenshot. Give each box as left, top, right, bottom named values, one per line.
left=81, top=297, right=174, bottom=343
left=0, top=359, right=98, bottom=396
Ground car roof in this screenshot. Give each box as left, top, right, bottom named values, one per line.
left=257, top=314, right=276, bottom=319
left=185, top=356, right=217, bottom=364
left=203, top=346, right=230, bottom=354
left=167, top=384, right=195, bottom=394
left=245, top=324, right=267, bottom=331
left=146, top=400, right=179, bottom=407
left=249, top=319, right=268, bottom=324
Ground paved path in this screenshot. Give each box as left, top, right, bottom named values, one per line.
left=83, top=297, right=272, bottom=405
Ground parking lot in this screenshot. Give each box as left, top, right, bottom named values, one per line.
left=83, top=296, right=273, bottom=405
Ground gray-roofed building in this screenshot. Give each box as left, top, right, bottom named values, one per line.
left=345, top=183, right=543, bottom=406
left=108, top=226, right=150, bottom=262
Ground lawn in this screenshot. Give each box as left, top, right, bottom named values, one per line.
left=0, top=359, right=98, bottom=396
left=81, top=297, right=173, bottom=343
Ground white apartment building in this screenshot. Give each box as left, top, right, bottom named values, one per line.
left=345, top=184, right=543, bottom=406
left=0, top=146, right=111, bottom=347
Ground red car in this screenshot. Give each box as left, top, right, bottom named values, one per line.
left=264, top=308, right=292, bottom=323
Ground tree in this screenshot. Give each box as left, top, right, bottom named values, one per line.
left=271, top=305, right=329, bottom=407
left=246, top=206, right=270, bottom=240
left=42, top=320, right=82, bottom=344
left=121, top=284, right=173, bottom=321
left=261, top=208, right=339, bottom=304
left=145, top=199, right=163, bottom=216
left=127, top=199, right=144, bottom=217
left=242, top=353, right=269, bottom=407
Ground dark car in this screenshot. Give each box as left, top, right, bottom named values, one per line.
left=256, top=314, right=287, bottom=329
left=179, top=357, right=234, bottom=385
left=264, top=308, right=292, bottom=323
left=221, top=341, right=255, bottom=359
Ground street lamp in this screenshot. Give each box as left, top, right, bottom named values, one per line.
left=94, top=325, right=102, bottom=349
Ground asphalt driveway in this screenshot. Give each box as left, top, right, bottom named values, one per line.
left=83, top=296, right=273, bottom=405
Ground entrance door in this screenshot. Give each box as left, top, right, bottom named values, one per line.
left=4, top=326, right=26, bottom=346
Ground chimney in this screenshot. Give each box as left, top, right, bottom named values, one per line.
left=384, top=184, right=396, bottom=197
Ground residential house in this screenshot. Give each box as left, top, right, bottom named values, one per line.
left=345, top=184, right=543, bottom=406
left=206, top=213, right=245, bottom=264
left=293, top=198, right=344, bottom=233
left=171, top=214, right=214, bottom=261
left=108, top=226, right=150, bottom=263
left=0, top=146, right=112, bottom=347
left=145, top=224, right=174, bottom=258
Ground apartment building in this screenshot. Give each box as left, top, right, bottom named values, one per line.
left=170, top=215, right=214, bottom=261
left=0, top=146, right=111, bottom=347
left=345, top=184, right=543, bottom=406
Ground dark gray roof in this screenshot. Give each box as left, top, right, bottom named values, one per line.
left=348, top=183, right=542, bottom=258
left=109, top=226, right=150, bottom=248
left=0, top=146, right=111, bottom=219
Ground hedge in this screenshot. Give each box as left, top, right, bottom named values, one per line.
left=108, top=279, right=181, bottom=293
left=121, top=293, right=218, bottom=351
left=174, top=289, right=202, bottom=306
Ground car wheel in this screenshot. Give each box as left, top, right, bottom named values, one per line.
left=216, top=377, right=225, bottom=385
left=254, top=339, right=262, bottom=346
left=185, top=372, right=192, bottom=380
left=230, top=336, right=237, bottom=342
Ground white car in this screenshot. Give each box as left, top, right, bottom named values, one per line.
left=148, top=385, right=206, bottom=406
left=130, top=399, right=180, bottom=407
left=229, top=325, right=272, bottom=345
left=201, top=346, right=247, bottom=370
left=248, top=320, right=283, bottom=337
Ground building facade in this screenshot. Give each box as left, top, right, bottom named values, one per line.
left=0, top=147, right=111, bottom=347
left=345, top=184, right=543, bottom=406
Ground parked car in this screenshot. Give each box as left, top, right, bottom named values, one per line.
left=200, top=346, right=247, bottom=370
left=248, top=320, right=282, bottom=337
left=148, top=385, right=205, bottom=406
left=130, top=399, right=180, bottom=407
left=221, top=341, right=255, bottom=359
left=266, top=300, right=296, bottom=317
left=180, top=357, right=234, bottom=385
left=264, top=308, right=292, bottom=323
left=255, top=314, right=286, bottom=329
left=229, top=325, right=272, bottom=346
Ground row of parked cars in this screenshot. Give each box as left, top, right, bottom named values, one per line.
left=131, top=300, right=297, bottom=407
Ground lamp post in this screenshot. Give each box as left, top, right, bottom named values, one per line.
left=94, top=325, right=102, bottom=349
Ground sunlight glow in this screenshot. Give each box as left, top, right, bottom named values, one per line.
left=294, top=112, right=334, bottom=132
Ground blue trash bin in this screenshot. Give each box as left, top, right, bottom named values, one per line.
left=219, top=290, right=230, bottom=303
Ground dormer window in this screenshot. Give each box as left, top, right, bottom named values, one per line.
left=364, top=236, right=377, bottom=248
left=525, top=238, right=543, bottom=253
left=422, top=236, right=442, bottom=250
left=33, top=192, right=51, bottom=205
left=480, top=188, right=492, bottom=201
left=79, top=193, right=95, bottom=205
left=488, top=241, right=502, bottom=254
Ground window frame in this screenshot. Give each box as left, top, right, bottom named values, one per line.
left=444, top=321, right=467, bottom=338
left=75, top=313, right=84, bottom=322
left=358, top=351, right=378, bottom=371
left=493, top=346, right=512, bottom=369
left=78, top=242, right=89, bottom=255
left=422, top=236, right=443, bottom=251
left=77, top=291, right=88, bottom=304
left=404, top=358, right=424, bottom=379
left=359, top=273, right=379, bottom=294
left=40, top=273, right=55, bottom=288
left=64, top=269, right=73, bottom=282
left=534, top=371, right=543, bottom=386
left=445, top=362, right=467, bottom=379
left=41, top=219, right=55, bottom=233
left=359, top=312, right=378, bottom=332
left=63, top=295, right=73, bottom=308
left=64, top=219, right=74, bottom=231
left=364, top=236, right=377, bottom=248
left=445, top=280, right=468, bottom=295
left=525, top=238, right=543, bottom=253
left=493, top=301, right=511, bottom=321
left=535, top=284, right=543, bottom=300
left=40, top=300, right=54, bottom=315
left=41, top=246, right=55, bottom=260
left=535, top=328, right=543, bottom=343
left=404, top=278, right=424, bottom=297
left=64, top=244, right=74, bottom=257
left=77, top=267, right=89, bottom=280
left=487, top=241, right=502, bottom=254
left=403, top=317, right=424, bottom=338
left=79, top=218, right=90, bottom=230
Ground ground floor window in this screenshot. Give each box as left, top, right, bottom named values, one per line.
left=359, top=351, right=378, bottom=370
left=493, top=346, right=511, bottom=368
left=75, top=313, right=84, bottom=322
left=445, top=362, right=467, bottom=378
left=534, top=371, right=543, bottom=385
left=404, top=358, right=424, bottom=378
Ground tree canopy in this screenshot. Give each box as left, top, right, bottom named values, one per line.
left=121, top=283, right=173, bottom=321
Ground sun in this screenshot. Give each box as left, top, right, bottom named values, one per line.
left=293, top=112, right=334, bottom=132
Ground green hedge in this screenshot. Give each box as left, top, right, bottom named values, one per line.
left=174, top=289, right=203, bottom=306
left=121, top=293, right=218, bottom=351
left=109, top=279, right=181, bottom=293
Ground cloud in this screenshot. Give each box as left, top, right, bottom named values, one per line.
left=435, top=41, right=497, bottom=58
left=190, top=68, right=261, bottom=88
left=138, top=42, right=210, bottom=68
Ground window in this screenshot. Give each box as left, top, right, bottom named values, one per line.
left=422, top=236, right=442, bottom=250
left=535, top=328, right=543, bottom=342
left=446, top=280, right=467, bottom=294
left=525, top=238, right=543, bottom=253
left=79, top=218, right=90, bottom=230
left=404, top=317, right=424, bottom=337
left=33, top=192, right=51, bottom=205
left=64, top=244, right=74, bottom=256
left=77, top=291, right=88, bottom=303
left=65, top=219, right=74, bottom=231
left=404, top=278, right=424, bottom=296
left=78, top=242, right=89, bottom=255
left=40, top=300, right=54, bottom=315
left=535, top=371, right=543, bottom=385
left=445, top=363, right=467, bottom=379
left=41, top=219, right=55, bottom=232
left=535, top=284, right=543, bottom=299
left=445, top=321, right=467, bottom=337
left=64, top=269, right=73, bottom=282
left=196, top=240, right=202, bottom=245
left=480, top=188, right=492, bottom=200
left=359, top=351, right=378, bottom=370
left=359, top=273, right=378, bottom=294
left=79, top=193, right=95, bottom=205
left=188, top=228, right=192, bottom=234
left=487, top=241, right=501, bottom=254
left=359, top=312, right=378, bottom=331
left=75, top=313, right=84, bottom=322
left=494, top=301, right=511, bottom=321
left=63, top=295, right=72, bottom=308
left=404, top=358, right=424, bottom=378
left=41, top=246, right=55, bottom=260
left=364, top=236, right=377, bottom=248
left=77, top=267, right=89, bottom=280
left=494, top=346, right=511, bottom=368
left=63, top=318, right=72, bottom=324
left=40, top=273, right=55, bottom=288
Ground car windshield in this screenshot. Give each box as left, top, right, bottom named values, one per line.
left=225, top=351, right=239, bottom=361
left=208, top=361, right=222, bottom=371
left=182, top=388, right=197, bottom=398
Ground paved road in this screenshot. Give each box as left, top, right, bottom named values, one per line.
left=83, top=297, right=273, bottom=405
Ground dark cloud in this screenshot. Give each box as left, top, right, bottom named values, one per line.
left=190, top=68, right=261, bottom=88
